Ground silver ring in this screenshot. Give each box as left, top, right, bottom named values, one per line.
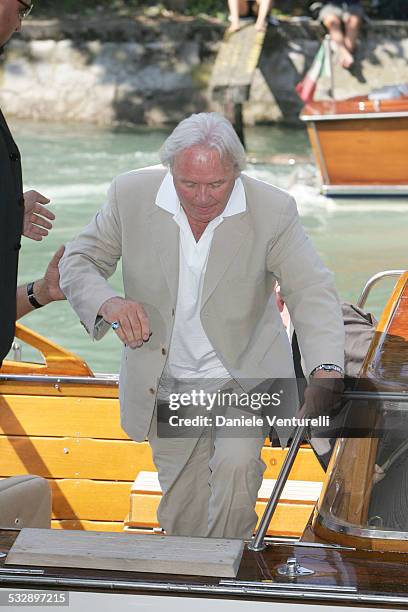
left=111, top=321, right=120, bottom=330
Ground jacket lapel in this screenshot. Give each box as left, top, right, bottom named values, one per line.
left=149, top=206, right=179, bottom=303
left=202, top=212, right=251, bottom=308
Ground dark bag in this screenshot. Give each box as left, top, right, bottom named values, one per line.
left=341, top=302, right=377, bottom=379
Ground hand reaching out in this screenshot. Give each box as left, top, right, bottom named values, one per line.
left=23, top=190, right=55, bottom=241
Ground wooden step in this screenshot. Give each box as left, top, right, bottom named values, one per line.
left=126, top=471, right=322, bottom=537
left=6, top=529, right=244, bottom=578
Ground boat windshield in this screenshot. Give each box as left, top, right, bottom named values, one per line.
left=312, top=272, right=408, bottom=544
left=314, top=397, right=408, bottom=538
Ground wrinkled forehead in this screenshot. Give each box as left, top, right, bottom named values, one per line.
left=173, top=145, right=235, bottom=172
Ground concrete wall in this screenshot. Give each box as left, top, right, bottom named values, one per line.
left=1, top=15, right=407, bottom=126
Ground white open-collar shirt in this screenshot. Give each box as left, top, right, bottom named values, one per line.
left=156, top=171, right=246, bottom=390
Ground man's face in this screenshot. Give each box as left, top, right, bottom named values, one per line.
left=0, top=0, right=24, bottom=47
left=172, top=145, right=238, bottom=226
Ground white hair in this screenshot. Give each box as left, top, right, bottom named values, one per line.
left=159, top=112, right=246, bottom=172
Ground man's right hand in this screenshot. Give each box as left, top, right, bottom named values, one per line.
left=99, top=297, right=151, bottom=349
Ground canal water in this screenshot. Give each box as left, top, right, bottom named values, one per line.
left=13, top=120, right=408, bottom=373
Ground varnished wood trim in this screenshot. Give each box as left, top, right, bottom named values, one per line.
left=1, top=324, right=93, bottom=377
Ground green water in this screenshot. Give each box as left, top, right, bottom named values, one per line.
left=12, top=120, right=408, bottom=373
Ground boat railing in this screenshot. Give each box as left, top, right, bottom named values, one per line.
left=357, top=269, right=404, bottom=308
left=248, top=424, right=307, bottom=551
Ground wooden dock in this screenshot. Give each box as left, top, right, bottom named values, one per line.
left=210, top=23, right=266, bottom=104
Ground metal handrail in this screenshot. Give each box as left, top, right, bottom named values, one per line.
left=0, top=373, right=118, bottom=386
left=248, top=424, right=306, bottom=552
left=357, top=270, right=404, bottom=308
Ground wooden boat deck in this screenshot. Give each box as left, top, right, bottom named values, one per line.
left=1, top=275, right=408, bottom=604
left=2, top=529, right=408, bottom=606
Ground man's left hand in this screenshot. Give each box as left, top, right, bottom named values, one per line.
left=299, top=371, right=344, bottom=419
left=23, top=190, right=55, bottom=241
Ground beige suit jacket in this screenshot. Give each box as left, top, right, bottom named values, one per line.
left=59, top=166, right=345, bottom=441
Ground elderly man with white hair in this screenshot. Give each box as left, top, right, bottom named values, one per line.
left=60, top=112, right=344, bottom=539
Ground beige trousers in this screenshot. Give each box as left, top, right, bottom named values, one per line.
left=147, top=406, right=267, bottom=539
left=0, top=475, right=51, bottom=529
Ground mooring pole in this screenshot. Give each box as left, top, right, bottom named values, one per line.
left=233, top=102, right=246, bottom=149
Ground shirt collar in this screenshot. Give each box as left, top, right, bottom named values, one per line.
left=155, top=170, right=246, bottom=218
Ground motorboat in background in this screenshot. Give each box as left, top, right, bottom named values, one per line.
left=300, top=89, right=408, bottom=196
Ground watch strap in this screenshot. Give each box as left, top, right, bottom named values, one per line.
left=27, top=281, right=43, bottom=309
left=311, top=363, right=344, bottom=376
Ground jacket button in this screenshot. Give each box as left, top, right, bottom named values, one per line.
left=9, top=153, right=20, bottom=162
left=171, top=309, right=175, bottom=317
left=18, top=195, right=24, bottom=207
left=161, top=347, right=167, bottom=356
left=149, top=387, right=155, bottom=395
left=14, top=242, right=21, bottom=251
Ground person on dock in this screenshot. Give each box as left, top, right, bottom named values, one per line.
left=319, top=0, right=364, bottom=68
left=0, top=0, right=56, bottom=363
left=60, top=112, right=344, bottom=540
left=227, top=0, right=274, bottom=33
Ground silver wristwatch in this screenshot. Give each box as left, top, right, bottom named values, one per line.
left=311, top=363, right=344, bottom=376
